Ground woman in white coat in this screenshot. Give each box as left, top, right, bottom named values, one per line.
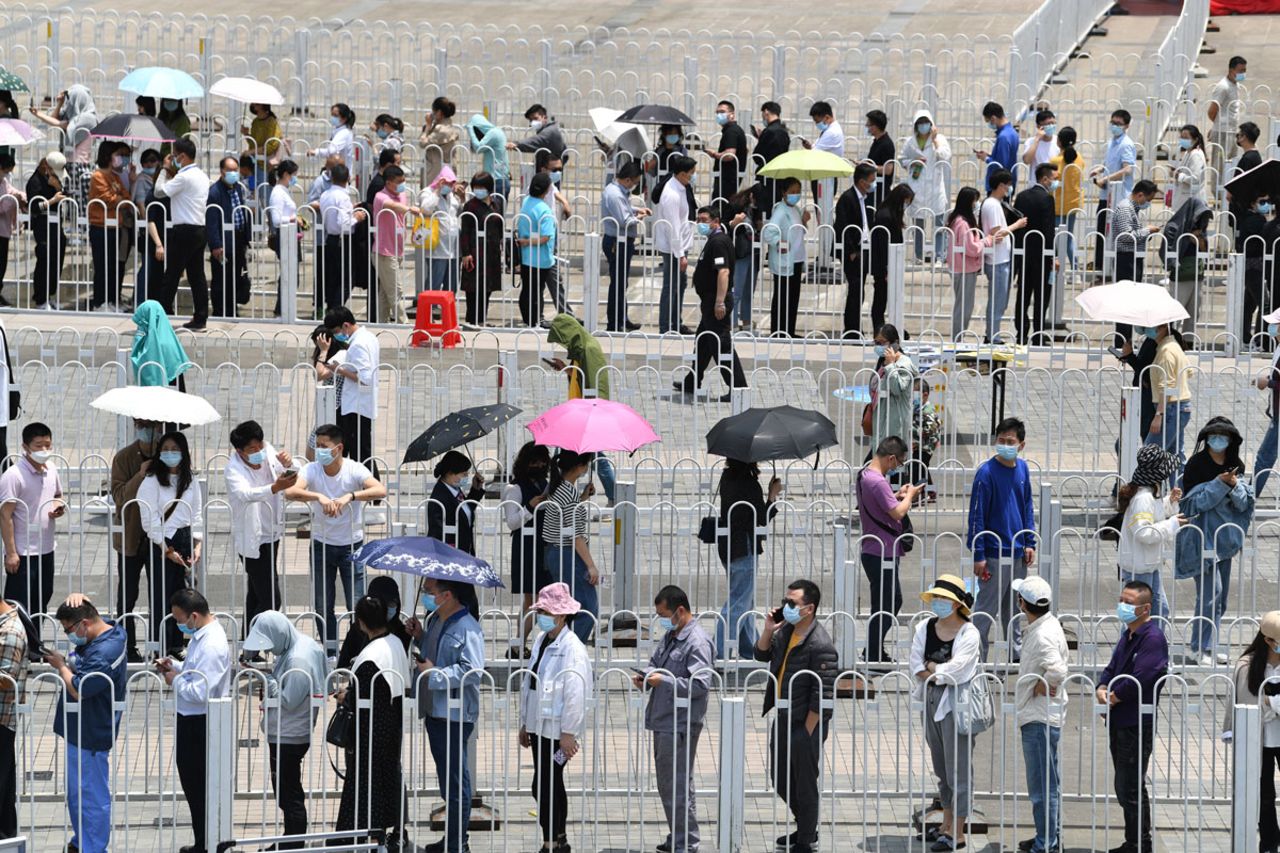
left=911, top=575, right=982, bottom=852
left=519, top=582, right=594, bottom=853
left=900, top=108, right=952, bottom=263
left=1116, top=444, right=1187, bottom=622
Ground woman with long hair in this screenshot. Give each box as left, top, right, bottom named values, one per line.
left=1223, top=612, right=1280, bottom=852
left=715, top=457, right=781, bottom=659
left=946, top=186, right=988, bottom=339
left=503, top=441, right=553, bottom=656
left=1172, top=123, right=1207, bottom=212
left=870, top=184, right=915, bottom=333
left=317, top=102, right=356, bottom=171
left=137, top=430, right=202, bottom=655
left=87, top=141, right=130, bottom=312
left=763, top=177, right=809, bottom=337
left=539, top=450, right=601, bottom=641
left=1050, top=126, right=1085, bottom=270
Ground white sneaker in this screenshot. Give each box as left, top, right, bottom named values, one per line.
left=1216, top=652, right=1230, bottom=665
left=1199, top=653, right=1214, bottom=667
left=91, top=302, right=113, bottom=313
left=36, top=302, right=54, bottom=311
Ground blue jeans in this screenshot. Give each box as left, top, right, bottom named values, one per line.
left=425, top=718, right=474, bottom=852
left=913, top=214, right=946, bottom=260
left=544, top=544, right=598, bottom=642
left=983, top=260, right=1011, bottom=340
left=1055, top=213, right=1077, bottom=269
left=66, top=743, right=111, bottom=853
left=429, top=257, right=457, bottom=291
left=1190, top=558, right=1232, bottom=654
left=1144, top=400, right=1192, bottom=485
left=659, top=251, right=688, bottom=333
left=310, top=540, right=366, bottom=650
left=1021, top=723, right=1061, bottom=853
left=1120, top=568, right=1170, bottom=621
left=715, top=553, right=759, bottom=660
left=1255, top=418, right=1278, bottom=497
left=733, top=255, right=756, bottom=327
left=595, top=455, right=616, bottom=503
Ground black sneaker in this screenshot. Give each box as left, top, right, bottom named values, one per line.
left=625, top=321, right=641, bottom=331
left=126, top=649, right=144, bottom=664
left=678, top=324, right=695, bottom=335
left=656, top=842, right=671, bottom=853
left=1018, top=839, right=1035, bottom=852
left=182, top=318, right=207, bottom=331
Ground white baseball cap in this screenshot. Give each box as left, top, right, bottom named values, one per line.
left=1012, top=575, right=1053, bottom=607
left=44, top=151, right=66, bottom=173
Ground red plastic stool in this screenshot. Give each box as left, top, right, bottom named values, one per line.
left=411, top=290, right=462, bottom=348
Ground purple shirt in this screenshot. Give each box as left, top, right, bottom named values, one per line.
left=0, top=457, right=62, bottom=556
left=1098, top=619, right=1169, bottom=728
left=857, top=467, right=903, bottom=557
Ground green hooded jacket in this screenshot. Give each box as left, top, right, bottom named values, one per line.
left=548, top=313, right=610, bottom=400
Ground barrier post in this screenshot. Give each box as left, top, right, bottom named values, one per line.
left=539, top=40, right=553, bottom=104
left=1038, top=481, right=1061, bottom=593
left=683, top=57, right=699, bottom=117
left=886, top=241, right=906, bottom=332
left=581, top=232, right=602, bottom=334
left=1232, top=703, right=1261, bottom=853
left=434, top=47, right=448, bottom=97
left=498, top=350, right=520, bottom=475
left=1225, top=252, right=1244, bottom=357
left=613, top=479, right=637, bottom=615
left=280, top=221, right=299, bottom=324
left=922, top=63, right=938, bottom=118
left=45, top=16, right=59, bottom=97
left=770, top=48, right=785, bottom=100
left=294, top=29, right=311, bottom=110
left=1118, top=385, right=1143, bottom=482
left=831, top=518, right=855, bottom=668
left=389, top=78, right=403, bottom=120
left=199, top=35, right=213, bottom=128
left=717, top=697, right=746, bottom=853
left=205, top=697, right=235, bottom=851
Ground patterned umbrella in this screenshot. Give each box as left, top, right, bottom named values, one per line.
left=0, top=67, right=28, bottom=93
left=402, top=404, right=522, bottom=464
left=355, top=536, right=504, bottom=587
left=90, top=114, right=176, bottom=142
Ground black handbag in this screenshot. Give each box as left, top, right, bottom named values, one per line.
left=1, top=326, right=18, bottom=418
left=696, top=479, right=723, bottom=545
left=325, top=694, right=355, bottom=749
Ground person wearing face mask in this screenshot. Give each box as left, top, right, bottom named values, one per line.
left=417, top=164, right=464, bottom=292
left=156, top=588, right=232, bottom=853
left=0, top=422, right=64, bottom=617
left=649, top=123, right=688, bottom=179
left=1096, top=580, right=1168, bottom=853
left=975, top=101, right=1019, bottom=194
left=417, top=97, right=459, bottom=188
left=372, top=164, right=419, bottom=324
left=1115, top=445, right=1185, bottom=621
left=1108, top=180, right=1160, bottom=302
left=285, top=423, right=387, bottom=652
left=1175, top=417, right=1255, bottom=666
left=313, top=164, right=369, bottom=311
left=835, top=162, right=878, bottom=338
left=337, top=575, right=412, bottom=670
left=154, top=137, right=213, bottom=329
left=508, top=103, right=568, bottom=164
left=426, top=450, right=486, bottom=555
left=240, top=102, right=283, bottom=180
left=1019, top=109, right=1057, bottom=170
left=600, top=161, right=651, bottom=331
left=371, top=112, right=405, bottom=153
left=1239, top=194, right=1272, bottom=346
left=654, top=155, right=698, bottom=334
left=137, top=430, right=203, bottom=657
left=458, top=170, right=505, bottom=325
left=25, top=150, right=68, bottom=309
left=225, top=420, right=296, bottom=650
left=870, top=184, right=916, bottom=333
left=44, top=595, right=127, bottom=853
left=535, top=151, right=575, bottom=223
left=1207, top=56, right=1247, bottom=188
left=517, top=172, right=562, bottom=328
left=946, top=186, right=999, bottom=339
left=502, top=441, right=552, bottom=656
left=1222, top=610, right=1280, bottom=853
left=1090, top=109, right=1138, bottom=275
left=1012, top=162, right=1059, bottom=345
left=676, top=204, right=747, bottom=399
left=1144, top=322, right=1192, bottom=474
left=405, top=577, right=485, bottom=853
left=1254, top=308, right=1280, bottom=498
left=857, top=436, right=924, bottom=666
left=519, top=582, right=594, bottom=853
left=754, top=579, right=838, bottom=853
left=157, top=97, right=191, bottom=155
left=633, top=584, right=713, bottom=853
left=867, top=323, right=918, bottom=457
left=267, top=159, right=301, bottom=317
left=910, top=575, right=980, bottom=852
left=864, top=109, right=896, bottom=209
left=206, top=155, right=252, bottom=318
left=751, top=101, right=790, bottom=208
left=132, top=148, right=160, bottom=209
left=901, top=108, right=952, bottom=264
left=713, top=458, right=780, bottom=660
left=540, top=450, right=602, bottom=642
left=29, top=84, right=98, bottom=211
left=708, top=99, right=748, bottom=201
left=313, top=102, right=356, bottom=172
left=110, top=418, right=161, bottom=661
left=763, top=177, right=809, bottom=337
left=87, top=141, right=130, bottom=312
left=979, top=170, right=1026, bottom=342
left=1171, top=124, right=1208, bottom=214
left=967, top=416, right=1037, bottom=662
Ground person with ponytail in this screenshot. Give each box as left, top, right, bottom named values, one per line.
left=267, top=159, right=300, bottom=317
left=1222, top=611, right=1280, bottom=852
left=1049, top=126, right=1085, bottom=274
left=539, top=450, right=601, bottom=641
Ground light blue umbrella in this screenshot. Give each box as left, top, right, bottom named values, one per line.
left=118, top=66, right=204, bottom=100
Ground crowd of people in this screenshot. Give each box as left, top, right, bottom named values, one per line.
left=0, top=55, right=1271, bottom=346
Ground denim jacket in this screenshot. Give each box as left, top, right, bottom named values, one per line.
left=1174, top=476, right=1255, bottom=579
left=415, top=608, right=485, bottom=723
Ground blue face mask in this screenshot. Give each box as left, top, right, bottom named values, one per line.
left=1260, top=202, right=1273, bottom=215
left=177, top=621, right=198, bottom=636
left=136, top=426, right=156, bottom=445
left=247, top=450, right=266, bottom=465
left=536, top=613, right=557, bottom=632
left=1269, top=323, right=1279, bottom=338
left=159, top=451, right=183, bottom=468
left=550, top=171, right=562, bottom=185
left=1237, top=72, right=1247, bottom=82
left=1178, top=138, right=1193, bottom=150
left=665, top=134, right=681, bottom=145
left=696, top=222, right=712, bottom=237
left=1049, top=179, right=1061, bottom=192
left=386, top=606, right=398, bottom=621
left=1136, top=201, right=1151, bottom=211
left=995, top=444, right=1019, bottom=461
left=1041, top=124, right=1056, bottom=137
left=916, top=122, right=932, bottom=136
left=334, top=332, right=351, bottom=343
left=1207, top=435, right=1230, bottom=452
left=314, top=447, right=335, bottom=465
left=987, top=121, right=998, bottom=132
left=715, top=113, right=729, bottom=126
left=785, top=192, right=801, bottom=206
left=1116, top=602, right=1138, bottom=624
left=142, top=166, right=158, bottom=176
left=1110, top=124, right=1125, bottom=138
left=66, top=630, right=87, bottom=647
left=377, top=128, right=389, bottom=139
left=420, top=593, right=437, bottom=613
left=782, top=604, right=802, bottom=625
left=162, top=99, right=180, bottom=111
left=473, top=188, right=489, bottom=200
left=874, top=344, right=886, bottom=357
left=930, top=599, right=954, bottom=619
left=657, top=616, right=675, bottom=632
left=1133, top=325, right=1153, bottom=338
left=815, top=121, right=829, bottom=133
left=330, top=115, right=342, bottom=128
left=224, top=171, right=240, bottom=185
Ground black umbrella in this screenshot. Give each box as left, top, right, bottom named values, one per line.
left=1223, top=158, right=1280, bottom=206
left=89, top=113, right=177, bottom=142
left=706, top=405, right=839, bottom=463
left=615, top=104, right=696, bottom=127
left=403, top=404, right=522, bottom=464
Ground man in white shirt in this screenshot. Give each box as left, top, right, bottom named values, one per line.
left=0, top=422, right=64, bottom=615
left=155, top=138, right=212, bottom=330
left=321, top=306, right=381, bottom=479
left=655, top=154, right=696, bottom=334
left=1208, top=56, right=1247, bottom=188
left=285, top=424, right=387, bottom=651
left=314, top=163, right=367, bottom=311
left=802, top=101, right=845, bottom=264
left=980, top=170, right=1023, bottom=342
left=1020, top=109, right=1057, bottom=170
left=156, top=588, right=231, bottom=853
left=225, top=420, right=296, bottom=655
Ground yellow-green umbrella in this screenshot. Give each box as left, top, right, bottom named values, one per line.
left=756, top=149, right=853, bottom=180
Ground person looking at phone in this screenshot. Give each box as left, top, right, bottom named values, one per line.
left=0, top=421, right=65, bottom=617
left=137, top=430, right=202, bottom=657
left=225, top=420, right=296, bottom=660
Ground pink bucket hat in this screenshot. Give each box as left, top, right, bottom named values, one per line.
left=534, top=582, right=581, bottom=616
left=430, top=165, right=458, bottom=189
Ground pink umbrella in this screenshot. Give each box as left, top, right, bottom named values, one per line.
left=527, top=398, right=659, bottom=453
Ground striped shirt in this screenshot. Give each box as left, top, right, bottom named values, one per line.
left=1108, top=198, right=1142, bottom=254
left=0, top=609, right=27, bottom=731
left=539, top=481, right=591, bottom=545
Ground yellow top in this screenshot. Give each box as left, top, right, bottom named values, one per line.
left=1050, top=153, right=1087, bottom=216
left=777, top=631, right=804, bottom=698
left=1153, top=334, right=1191, bottom=403
left=247, top=114, right=282, bottom=159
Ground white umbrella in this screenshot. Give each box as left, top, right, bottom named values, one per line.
left=589, top=107, right=648, bottom=161
left=90, top=386, right=221, bottom=426
left=1075, top=281, right=1189, bottom=326
left=209, top=76, right=285, bottom=106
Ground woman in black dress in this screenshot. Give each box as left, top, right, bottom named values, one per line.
left=502, top=441, right=552, bottom=657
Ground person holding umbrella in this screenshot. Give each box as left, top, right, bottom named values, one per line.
left=426, top=450, right=486, bottom=556
left=715, top=458, right=781, bottom=659
left=539, top=450, right=601, bottom=642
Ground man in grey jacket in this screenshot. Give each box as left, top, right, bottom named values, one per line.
left=634, top=585, right=714, bottom=853
left=508, top=104, right=568, bottom=163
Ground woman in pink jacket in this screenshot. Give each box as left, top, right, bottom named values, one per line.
left=946, top=186, right=1006, bottom=340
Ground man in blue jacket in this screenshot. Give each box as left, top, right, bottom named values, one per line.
left=967, top=416, right=1037, bottom=661
left=207, top=155, right=252, bottom=318
left=44, top=595, right=127, bottom=853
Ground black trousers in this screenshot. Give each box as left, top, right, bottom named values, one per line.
left=89, top=225, right=121, bottom=308
left=176, top=713, right=208, bottom=849
left=268, top=741, right=311, bottom=848
left=116, top=550, right=148, bottom=655
left=337, top=412, right=378, bottom=479
left=1243, top=267, right=1278, bottom=348
left=3, top=552, right=54, bottom=616
left=603, top=234, right=636, bottom=330
left=770, top=263, right=803, bottom=337
left=1113, top=252, right=1145, bottom=344
left=323, top=234, right=353, bottom=311
left=769, top=718, right=828, bottom=845
left=147, top=540, right=187, bottom=656
left=243, top=541, right=283, bottom=636
left=519, top=265, right=563, bottom=327
left=0, top=725, right=15, bottom=839
left=1015, top=259, right=1051, bottom=344
left=684, top=309, right=746, bottom=391
left=163, top=223, right=210, bottom=322
left=841, top=254, right=868, bottom=338
left=1261, top=745, right=1280, bottom=851
left=1109, top=723, right=1154, bottom=851
left=210, top=229, right=251, bottom=318
left=32, top=232, right=64, bottom=307
left=530, top=734, right=568, bottom=843
left=859, top=551, right=901, bottom=663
